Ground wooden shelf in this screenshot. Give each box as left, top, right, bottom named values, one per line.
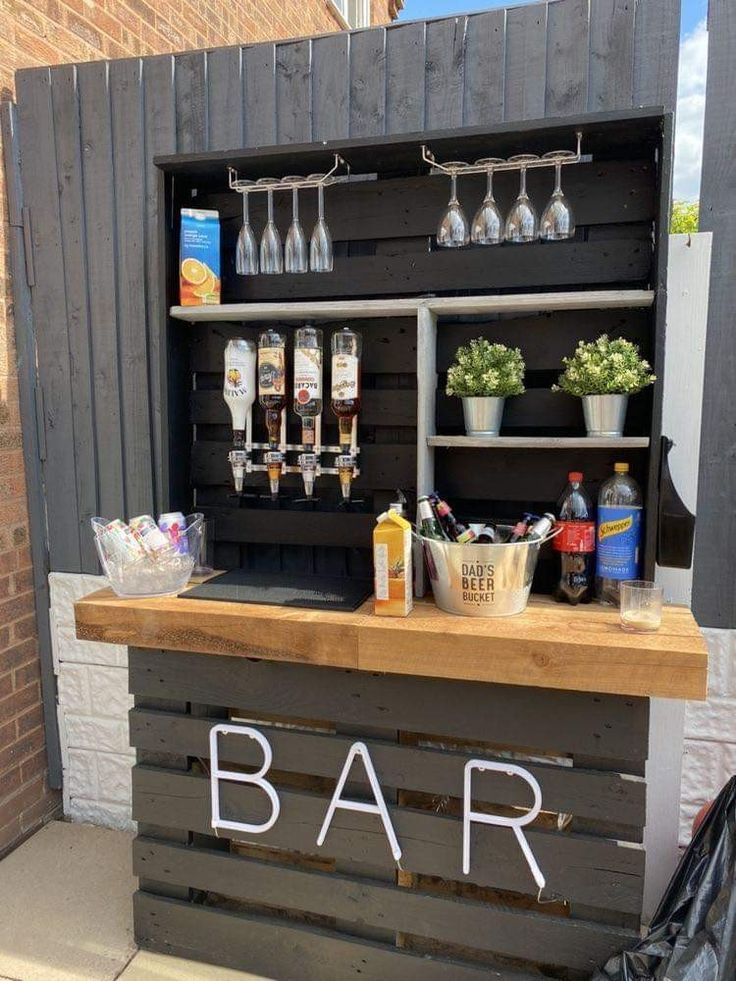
left=428, top=436, right=651, bottom=449
left=170, top=289, right=654, bottom=323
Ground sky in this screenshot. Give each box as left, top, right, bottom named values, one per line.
left=398, top=0, right=708, bottom=201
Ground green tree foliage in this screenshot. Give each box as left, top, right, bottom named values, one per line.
left=671, top=201, right=699, bottom=234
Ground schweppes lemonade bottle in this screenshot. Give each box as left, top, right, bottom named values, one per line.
left=596, top=462, right=642, bottom=605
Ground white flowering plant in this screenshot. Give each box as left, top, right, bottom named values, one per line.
left=553, top=335, right=656, bottom=397
left=446, top=339, right=525, bottom=398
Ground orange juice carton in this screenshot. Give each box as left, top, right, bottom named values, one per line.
left=373, top=509, right=413, bottom=617
left=180, top=208, right=221, bottom=305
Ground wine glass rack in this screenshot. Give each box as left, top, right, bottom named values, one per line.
left=227, top=153, right=348, bottom=194
left=421, top=130, right=584, bottom=176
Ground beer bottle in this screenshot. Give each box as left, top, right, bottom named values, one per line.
left=417, top=496, right=445, bottom=540
left=509, top=518, right=529, bottom=543
left=433, top=498, right=476, bottom=543
left=331, top=328, right=362, bottom=451
left=258, top=329, right=287, bottom=447
left=524, top=513, right=556, bottom=541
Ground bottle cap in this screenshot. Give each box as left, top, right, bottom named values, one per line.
left=568, top=471, right=583, bottom=483
left=614, top=462, right=630, bottom=473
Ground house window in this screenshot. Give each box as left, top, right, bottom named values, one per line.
left=332, top=0, right=371, bottom=28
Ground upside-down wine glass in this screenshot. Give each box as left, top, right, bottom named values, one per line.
left=258, top=178, right=283, bottom=275
left=540, top=151, right=576, bottom=241
left=284, top=178, right=309, bottom=274
left=504, top=154, right=539, bottom=243
left=471, top=157, right=505, bottom=245
left=310, top=178, right=333, bottom=273
left=436, top=163, right=470, bottom=247
left=235, top=181, right=258, bottom=275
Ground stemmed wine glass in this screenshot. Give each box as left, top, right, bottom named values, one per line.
left=283, top=177, right=308, bottom=274
left=505, top=154, right=539, bottom=243
left=436, top=163, right=470, bottom=247
left=540, top=151, right=576, bottom=241
left=310, top=178, right=333, bottom=273
left=235, top=180, right=258, bottom=275
left=258, top=178, right=283, bottom=275
left=471, top=158, right=505, bottom=245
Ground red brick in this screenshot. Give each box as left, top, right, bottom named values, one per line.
left=11, top=616, right=37, bottom=643
left=0, top=720, right=16, bottom=750
left=0, top=816, right=22, bottom=856
left=11, top=567, right=34, bottom=595
left=0, top=774, right=44, bottom=828
left=20, top=788, right=61, bottom=832
left=0, top=681, right=39, bottom=724
left=13, top=658, right=40, bottom=690
left=16, top=703, right=43, bottom=737
left=0, top=726, right=45, bottom=773
left=0, top=637, right=37, bottom=673
left=0, top=591, right=36, bottom=625
left=20, top=747, right=48, bottom=784
left=0, top=550, right=18, bottom=575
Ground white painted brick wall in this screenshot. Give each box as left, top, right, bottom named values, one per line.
left=50, top=572, right=135, bottom=832
left=679, top=627, right=736, bottom=844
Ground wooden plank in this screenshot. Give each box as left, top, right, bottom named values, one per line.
left=110, top=58, right=153, bottom=517
left=349, top=28, right=386, bottom=139
left=312, top=33, right=348, bottom=142
left=545, top=0, right=590, bottom=116
left=385, top=22, right=426, bottom=134
left=588, top=0, right=636, bottom=113
left=132, top=767, right=645, bottom=912
left=428, top=436, right=650, bottom=449
left=50, top=65, right=98, bottom=571
left=175, top=50, right=208, bottom=153
left=207, top=46, right=243, bottom=151
left=633, top=0, right=680, bottom=110
left=424, top=17, right=465, bottom=131
left=190, top=388, right=416, bottom=427
left=504, top=3, right=547, bottom=122
left=243, top=43, right=276, bottom=147
left=198, top=509, right=376, bottom=548
left=134, top=839, right=637, bottom=972
left=130, top=709, right=646, bottom=827
left=134, top=892, right=531, bottom=981
left=15, top=68, right=82, bottom=571
left=276, top=39, right=312, bottom=145
left=463, top=9, right=505, bottom=127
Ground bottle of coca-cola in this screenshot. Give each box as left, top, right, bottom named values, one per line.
left=553, top=472, right=595, bottom=605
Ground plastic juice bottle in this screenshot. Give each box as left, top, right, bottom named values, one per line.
left=374, top=510, right=413, bottom=617
left=596, top=462, right=643, bottom=605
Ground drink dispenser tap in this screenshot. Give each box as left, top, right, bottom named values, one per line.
left=331, top=328, right=362, bottom=502
left=224, top=338, right=256, bottom=494
left=294, top=326, right=323, bottom=499
left=258, top=329, right=287, bottom=500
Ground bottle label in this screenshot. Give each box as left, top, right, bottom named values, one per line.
left=224, top=355, right=254, bottom=399
left=258, top=347, right=285, bottom=395
left=294, top=348, right=322, bottom=405
left=596, top=506, right=642, bottom=580
left=553, top=521, right=596, bottom=553
left=332, top=354, right=359, bottom=400
left=374, top=543, right=389, bottom=601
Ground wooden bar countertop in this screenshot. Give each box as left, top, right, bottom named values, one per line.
left=75, top=587, right=707, bottom=701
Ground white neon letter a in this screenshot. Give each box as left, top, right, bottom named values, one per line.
left=317, top=741, right=402, bottom=861
left=209, top=724, right=280, bottom=835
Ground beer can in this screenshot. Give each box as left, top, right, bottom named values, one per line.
left=129, top=515, right=172, bottom=556
left=102, top=519, right=146, bottom=562
left=158, top=512, right=189, bottom=554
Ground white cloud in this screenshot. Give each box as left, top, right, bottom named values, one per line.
left=674, top=19, right=708, bottom=202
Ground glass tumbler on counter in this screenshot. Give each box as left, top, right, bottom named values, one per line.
left=620, top=580, right=663, bottom=632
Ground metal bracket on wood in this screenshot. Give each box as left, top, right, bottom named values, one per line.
left=421, top=131, right=584, bottom=177
left=227, top=153, right=349, bottom=194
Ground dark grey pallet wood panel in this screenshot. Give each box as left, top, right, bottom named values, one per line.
left=191, top=388, right=416, bottom=428
left=243, top=43, right=276, bottom=147
left=130, top=708, right=646, bottom=828
left=463, top=10, right=505, bottom=127
left=207, top=46, right=243, bottom=152
left=589, top=0, right=636, bottom=114
left=504, top=3, right=548, bottom=122
left=132, top=766, right=644, bottom=912
left=425, top=17, right=465, bottom=131
left=694, top=0, right=736, bottom=627
left=175, top=50, right=208, bottom=154
left=545, top=0, right=590, bottom=116
left=76, top=60, right=126, bottom=526
left=15, top=67, right=82, bottom=571
left=633, top=0, right=681, bottom=111
left=312, top=33, right=349, bottom=142
left=197, top=509, right=377, bottom=549
left=348, top=29, right=386, bottom=139
left=134, top=892, right=537, bottom=981
left=49, top=66, right=98, bottom=571
left=110, top=58, right=154, bottom=518
left=134, top=838, right=637, bottom=972
left=386, top=21, right=426, bottom=135
left=276, top=39, right=312, bottom=145
left=128, top=650, right=650, bottom=763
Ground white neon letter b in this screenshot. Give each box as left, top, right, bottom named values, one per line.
left=209, top=723, right=280, bottom=835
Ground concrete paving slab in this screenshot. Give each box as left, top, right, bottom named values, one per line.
left=119, top=951, right=272, bottom=980
left=0, top=821, right=136, bottom=981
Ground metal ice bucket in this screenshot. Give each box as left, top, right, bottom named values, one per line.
left=419, top=527, right=558, bottom=617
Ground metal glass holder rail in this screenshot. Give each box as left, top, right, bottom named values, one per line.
left=227, top=154, right=348, bottom=193
left=420, top=131, right=584, bottom=176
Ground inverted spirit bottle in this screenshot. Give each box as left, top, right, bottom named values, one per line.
left=258, top=329, right=286, bottom=499
left=293, top=326, right=323, bottom=448
left=331, top=328, right=362, bottom=452
left=224, top=338, right=256, bottom=493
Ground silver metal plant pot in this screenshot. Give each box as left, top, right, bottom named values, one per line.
left=462, top=396, right=505, bottom=437
left=582, top=394, right=629, bottom=437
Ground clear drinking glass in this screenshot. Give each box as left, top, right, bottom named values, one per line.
left=235, top=182, right=258, bottom=275
left=540, top=151, right=576, bottom=241
left=310, top=180, right=333, bottom=273
left=437, top=164, right=470, bottom=248
left=284, top=180, right=308, bottom=274
left=471, top=157, right=505, bottom=245
left=258, top=178, right=283, bottom=275
left=620, top=581, right=663, bottom=632
left=505, top=155, right=539, bottom=243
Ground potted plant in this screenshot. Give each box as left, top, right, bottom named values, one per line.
left=446, top=339, right=525, bottom=437
left=553, top=335, right=656, bottom=437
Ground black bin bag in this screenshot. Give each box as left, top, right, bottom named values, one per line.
left=592, top=776, right=736, bottom=980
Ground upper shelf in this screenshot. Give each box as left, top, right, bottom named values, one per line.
left=428, top=436, right=651, bottom=449
left=170, top=289, right=655, bottom=323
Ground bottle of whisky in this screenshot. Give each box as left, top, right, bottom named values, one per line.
left=331, top=328, right=362, bottom=451
left=293, top=326, right=323, bottom=448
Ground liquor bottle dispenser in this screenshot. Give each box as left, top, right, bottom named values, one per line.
left=258, top=329, right=287, bottom=499
left=331, top=327, right=362, bottom=502
left=294, top=326, right=323, bottom=499
left=223, top=338, right=256, bottom=493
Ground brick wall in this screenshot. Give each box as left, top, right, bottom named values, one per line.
left=0, top=0, right=395, bottom=857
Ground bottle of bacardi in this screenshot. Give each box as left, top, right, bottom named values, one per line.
left=293, top=326, right=323, bottom=448
left=331, top=328, right=362, bottom=451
